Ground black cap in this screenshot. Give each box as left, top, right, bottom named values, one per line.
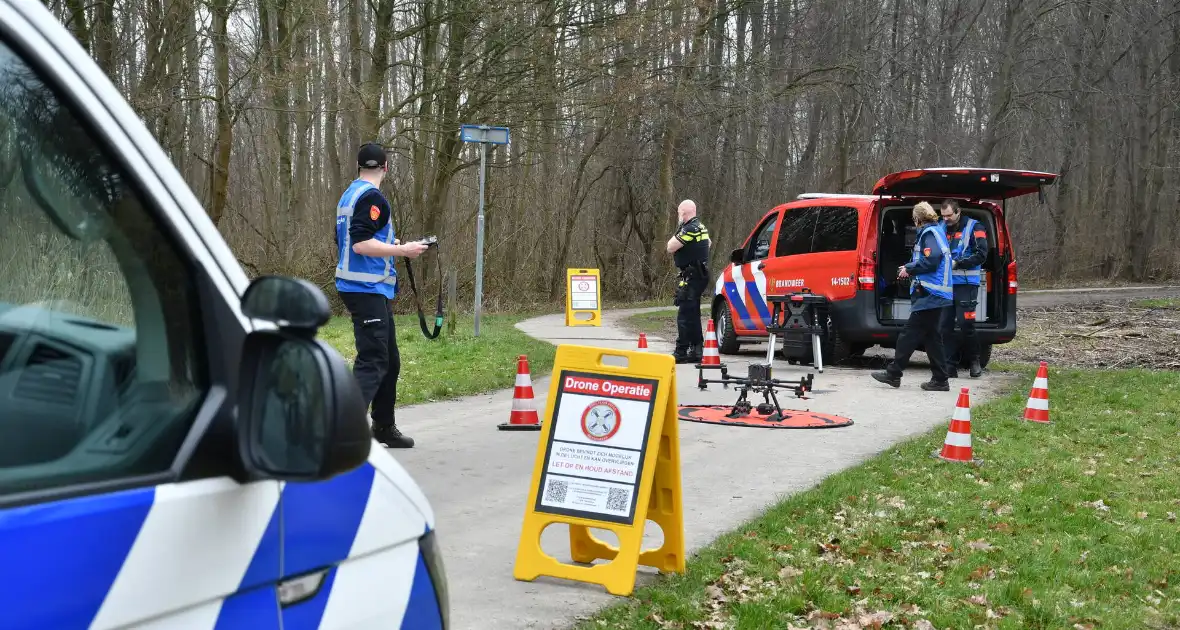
left=357, top=143, right=387, bottom=169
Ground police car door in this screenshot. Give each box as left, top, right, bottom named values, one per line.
left=0, top=2, right=283, bottom=628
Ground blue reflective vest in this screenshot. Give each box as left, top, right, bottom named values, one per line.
left=911, top=223, right=953, bottom=300
left=335, top=179, right=398, bottom=298
left=948, top=217, right=981, bottom=286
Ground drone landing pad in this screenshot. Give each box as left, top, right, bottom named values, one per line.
left=677, top=405, right=853, bottom=429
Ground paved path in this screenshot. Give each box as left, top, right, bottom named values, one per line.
left=1019, top=284, right=1180, bottom=308
left=389, top=308, right=1019, bottom=630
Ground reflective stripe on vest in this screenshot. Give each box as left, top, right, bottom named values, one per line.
left=336, top=180, right=397, bottom=287
left=950, top=217, right=981, bottom=285
left=910, top=223, right=953, bottom=299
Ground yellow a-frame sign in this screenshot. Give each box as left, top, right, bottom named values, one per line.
left=511, top=345, right=685, bottom=596
left=565, top=268, right=602, bottom=327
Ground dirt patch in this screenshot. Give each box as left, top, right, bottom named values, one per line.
left=621, top=298, right=1180, bottom=371
left=993, top=298, right=1180, bottom=370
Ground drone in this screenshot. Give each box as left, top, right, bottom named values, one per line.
left=695, top=291, right=830, bottom=421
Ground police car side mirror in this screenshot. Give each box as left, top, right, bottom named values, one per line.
left=730, top=248, right=744, bottom=264
left=241, top=275, right=332, bottom=330
left=236, top=331, right=372, bottom=482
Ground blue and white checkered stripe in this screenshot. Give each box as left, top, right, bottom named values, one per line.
left=0, top=448, right=440, bottom=629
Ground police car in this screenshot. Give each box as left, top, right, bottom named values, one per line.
left=0, top=0, right=448, bottom=627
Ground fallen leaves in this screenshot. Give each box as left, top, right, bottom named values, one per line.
left=795, top=606, right=898, bottom=630
left=966, top=539, right=995, bottom=552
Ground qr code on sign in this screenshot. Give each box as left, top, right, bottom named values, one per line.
left=606, top=487, right=629, bottom=512
left=544, top=478, right=568, bottom=503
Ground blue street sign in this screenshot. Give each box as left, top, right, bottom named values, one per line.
left=459, top=124, right=510, bottom=145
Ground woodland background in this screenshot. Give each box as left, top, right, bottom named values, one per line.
left=41, top=0, right=1180, bottom=311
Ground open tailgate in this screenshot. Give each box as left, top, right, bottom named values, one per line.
left=871, top=168, right=1058, bottom=200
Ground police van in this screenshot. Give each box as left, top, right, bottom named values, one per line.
left=0, top=0, right=448, bottom=627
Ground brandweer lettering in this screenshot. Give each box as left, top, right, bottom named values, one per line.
left=564, top=376, right=651, bottom=398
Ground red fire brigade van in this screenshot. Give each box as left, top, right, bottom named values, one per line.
left=711, top=167, right=1057, bottom=368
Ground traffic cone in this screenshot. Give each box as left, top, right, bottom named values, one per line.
left=699, top=319, right=721, bottom=367
left=935, top=387, right=978, bottom=464
left=1022, top=361, right=1051, bottom=424
left=637, top=333, right=648, bottom=351
left=498, top=355, right=541, bottom=431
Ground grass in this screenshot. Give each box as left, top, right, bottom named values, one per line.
left=1134, top=298, right=1180, bottom=309
left=575, top=364, right=1180, bottom=630
left=317, top=312, right=559, bottom=405
left=623, top=309, right=678, bottom=336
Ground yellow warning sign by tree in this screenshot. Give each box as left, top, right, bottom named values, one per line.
left=512, top=345, right=685, bottom=596
left=565, top=268, right=602, bottom=326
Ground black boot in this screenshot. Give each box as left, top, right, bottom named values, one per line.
left=373, top=422, right=415, bottom=448
left=920, top=379, right=950, bottom=392
left=871, top=371, right=901, bottom=388
left=688, top=343, right=703, bottom=363
left=969, top=358, right=982, bottom=378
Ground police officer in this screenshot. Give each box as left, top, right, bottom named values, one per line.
left=939, top=199, right=988, bottom=378
left=871, top=201, right=954, bottom=391
left=665, top=199, right=711, bottom=364
left=335, top=142, right=429, bottom=448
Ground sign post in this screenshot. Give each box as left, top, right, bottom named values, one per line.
left=512, top=345, right=685, bottom=596
left=459, top=124, right=510, bottom=337
left=564, top=268, right=602, bottom=327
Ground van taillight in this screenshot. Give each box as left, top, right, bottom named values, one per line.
left=1007, top=261, right=1018, bottom=294
left=858, top=261, right=875, bottom=291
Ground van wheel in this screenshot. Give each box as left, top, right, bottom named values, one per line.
left=790, top=315, right=853, bottom=366
left=714, top=303, right=740, bottom=355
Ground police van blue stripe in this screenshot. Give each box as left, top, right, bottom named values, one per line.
left=282, top=463, right=376, bottom=577
left=214, top=584, right=283, bottom=630
left=0, top=485, right=155, bottom=629
left=723, top=281, right=753, bottom=327
left=745, top=279, right=772, bottom=323
left=400, top=553, right=445, bottom=629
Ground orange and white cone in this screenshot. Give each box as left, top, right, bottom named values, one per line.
left=499, top=355, right=541, bottom=431
left=1022, top=361, right=1051, bottom=424
left=637, top=333, right=648, bottom=351
left=699, top=319, right=721, bottom=367
left=936, top=387, right=979, bottom=464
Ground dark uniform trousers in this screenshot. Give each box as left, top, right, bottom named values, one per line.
left=888, top=304, right=949, bottom=383
left=339, top=291, right=400, bottom=428
left=675, top=262, right=709, bottom=353
left=941, top=284, right=980, bottom=367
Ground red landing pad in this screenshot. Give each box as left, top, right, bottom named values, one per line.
left=677, top=405, right=854, bottom=429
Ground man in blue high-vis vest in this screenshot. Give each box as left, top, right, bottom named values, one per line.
left=336, top=143, right=429, bottom=448
left=939, top=199, right=989, bottom=378
left=872, top=201, right=954, bottom=391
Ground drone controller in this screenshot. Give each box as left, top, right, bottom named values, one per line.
left=414, top=235, right=438, bottom=247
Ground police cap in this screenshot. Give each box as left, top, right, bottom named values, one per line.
left=357, top=142, right=388, bottom=169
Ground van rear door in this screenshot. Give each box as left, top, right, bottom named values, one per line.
left=871, top=168, right=1057, bottom=200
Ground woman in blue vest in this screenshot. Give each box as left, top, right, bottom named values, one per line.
left=872, top=201, right=954, bottom=391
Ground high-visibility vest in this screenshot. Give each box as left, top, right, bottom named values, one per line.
left=910, top=223, right=953, bottom=300
left=335, top=179, right=398, bottom=298
left=948, top=217, right=981, bottom=286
